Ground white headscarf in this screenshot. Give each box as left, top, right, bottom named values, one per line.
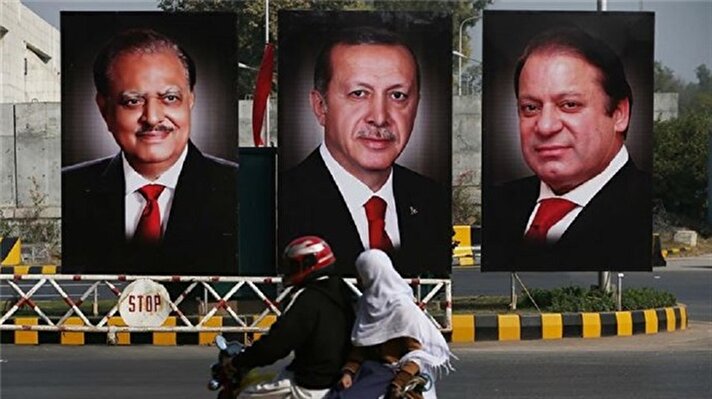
left=352, top=249, right=455, bottom=379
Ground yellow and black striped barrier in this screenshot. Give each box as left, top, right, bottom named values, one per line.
left=0, top=315, right=278, bottom=346
left=452, top=225, right=480, bottom=267
left=0, top=264, right=59, bottom=275
left=661, top=247, right=692, bottom=257
left=0, top=236, right=22, bottom=266
left=0, top=236, right=59, bottom=274
left=450, top=306, right=687, bottom=343
left=1, top=307, right=688, bottom=345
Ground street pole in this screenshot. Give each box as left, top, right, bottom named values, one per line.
left=598, top=0, right=612, bottom=294
left=458, top=16, right=476, bottom=96
left=264, top=0, right=270, bottom=146
left=708, top=127, right=712, bottom=224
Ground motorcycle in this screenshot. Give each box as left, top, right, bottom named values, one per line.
left=208, top=335, right=431, bottom=399
left=207, top=335, right=273, bottom=399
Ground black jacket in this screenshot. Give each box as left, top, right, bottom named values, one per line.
left=61, top=141, right=239, bottom=275
left=279, top=149, right=452, bottom=278
left=483, top=159, right=652, bottom=271
left=234, top=276, right=355, bottom=389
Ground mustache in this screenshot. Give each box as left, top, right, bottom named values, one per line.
left=356, top=126, right=396, bottom=140
left=136, top=124, right=175, bottom=135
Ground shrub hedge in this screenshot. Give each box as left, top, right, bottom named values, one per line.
left=518, top=286, right=677, bottom=312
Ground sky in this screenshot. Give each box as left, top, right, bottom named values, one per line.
left=21, top=0, right=712, bottom=83
left=470, top=0, right=712, bottom=83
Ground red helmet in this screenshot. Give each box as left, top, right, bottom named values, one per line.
left=282, top=236, right=336, bottom=286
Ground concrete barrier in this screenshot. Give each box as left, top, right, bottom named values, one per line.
left=0, top=315, right=274, bottom=345
left=1, top=306, right=688, bottom=345
left=449, top=305, right=687, bottom=343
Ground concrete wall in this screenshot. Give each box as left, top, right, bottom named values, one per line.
left=452, top=95, right=482, bottom=209
left=238, top=100, right=278, bottom=148
left=0, top=0, right=60, bottom=103
left=0, top=102, right=60, bottom=219
left=654, top=92, right=679, bottom=121
left=14, top=102, right=61, bottom=216
left=0, top=103, right=16, bottom=208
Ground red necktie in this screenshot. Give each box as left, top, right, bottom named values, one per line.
left=134, top=184, right=165, bottom=245
left=364, top=196, right=394, bottom=252
left=524, top=198, right=577, bottom=244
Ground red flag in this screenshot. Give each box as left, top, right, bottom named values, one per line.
left=252, top=43, right=275, bottom=147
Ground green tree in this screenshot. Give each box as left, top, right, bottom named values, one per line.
left=682, top=64, right=712, bottom=115
left=656, top=61, right=712, bottom=116
left=695, top=64, right=712, bottom=91
left=653, top=112, right=711, bottom=220
left=653, top=61, right=685, bottom=93
left=157, top=0, right=490, bottom=97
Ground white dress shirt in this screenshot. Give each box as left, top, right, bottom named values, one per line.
left=525, top=146, right=629, bottom=243
left=319, top=144, right=401, bottom=250
left=123, top=145, right=188, bottom=240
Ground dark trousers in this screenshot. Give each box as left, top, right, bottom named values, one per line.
left=326, top=361, right=394, bottom=399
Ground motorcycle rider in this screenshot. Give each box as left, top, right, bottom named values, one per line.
left=223, top=236, right=355, bottom=398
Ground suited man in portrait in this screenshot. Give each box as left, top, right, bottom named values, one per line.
left=62, top=28, right=238, bottom=275
left=484, top=26, right=652, bottom=271
left=279, top=27, right=451, bottom=278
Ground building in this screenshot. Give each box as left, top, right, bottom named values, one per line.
left=0, top=0, right=60, bottom=103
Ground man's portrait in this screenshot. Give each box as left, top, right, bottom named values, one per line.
left=278, top=12, right=452, bottom=277
left=482, top=12, right=654, bottom=272
left=61, top=13, right=239, bottom=275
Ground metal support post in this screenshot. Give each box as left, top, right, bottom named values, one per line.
left=93, top=285, right=98, bottom=317
left=599, top=271, right=612, bottom=293
left=616, top=273, right=624, bottom=311
left=510, top=273, right=517, bottom=310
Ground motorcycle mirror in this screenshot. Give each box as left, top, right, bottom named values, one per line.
left=215, top=335, right=228, bottom=350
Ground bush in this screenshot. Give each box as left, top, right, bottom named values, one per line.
left=653, top=112, right=711, bottom=221
left=518, top=285, right=677, bottom=312
left=621, top=287, right=677, bottom=310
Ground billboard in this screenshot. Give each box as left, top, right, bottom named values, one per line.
left=481, top=11, right=654, bottom=272
left=61, top=12, right=239, bottom=275
left=277, top=11, right=453, bottom=277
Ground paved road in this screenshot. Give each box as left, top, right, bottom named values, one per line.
left=1, top=321, right=710, bottom=398
left=453, top=254, right=712, bottom=321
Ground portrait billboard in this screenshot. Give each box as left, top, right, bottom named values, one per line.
left=481, top=11, right=654, bottom=272
left=61, top=12, right=239, bottom=275
left=278, top=11, right=453, bottom=278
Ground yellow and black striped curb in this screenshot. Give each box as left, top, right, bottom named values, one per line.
left=0, top=236, right=58, bottom=274
left=2, top=306, right=688, bottom=345
left=661, top=247, right=692, bottom=257
left=0, top=315, right=277, bottom=346
left=0, top=264, right=59, bottom=275
left=0, top=237, right=22, bottom=266
left=449, top=306, right=687, bottom=343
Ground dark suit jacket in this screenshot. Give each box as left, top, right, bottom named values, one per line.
left=483, top=159, right=652, bottom=271
left=279, top=149, right=451, bottom=277
left=62, top=141, right=238, bottom=275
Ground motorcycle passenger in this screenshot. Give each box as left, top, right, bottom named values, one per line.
left=224, top=236, right=355, bottom=399
left=330, top=249, right=455, bottom=399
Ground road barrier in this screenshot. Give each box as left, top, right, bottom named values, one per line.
left=0, top=237, right=22, bottom=266
left=661, top=247, right=692, bottom=257
left=0, top=237, right=58, bottom=274
left=0, top=274, right=452, bottom=345
left=0, top=264, right=59, bottom=275
left=450, top=306, right=688, bottom=343
left=452, top=225, right=480, bottom=267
